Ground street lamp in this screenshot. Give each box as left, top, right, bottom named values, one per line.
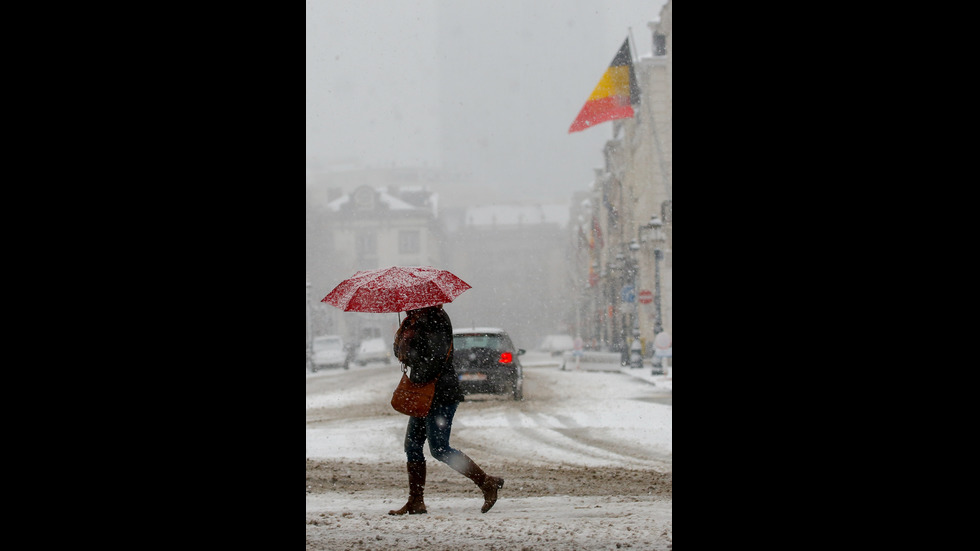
left=599, top=264, right=608, bottom=348
left=608, top=253, right=623, bottom=358
left=591, top=261, right=600, bottom=348
left=306, top=276, right=313, bottom=371
left=628, top=238, right=642, bottom=369
left=640, top=215, right=666, bottom=374
left=642, top=215, right=665, bottom=334
left=653, top=248, right=664, bottom=335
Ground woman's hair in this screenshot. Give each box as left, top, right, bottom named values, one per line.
left=408, top=304, right=442, bottom=315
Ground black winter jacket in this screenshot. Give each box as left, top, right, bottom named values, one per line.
left=394, top=306, right=465, bottom=406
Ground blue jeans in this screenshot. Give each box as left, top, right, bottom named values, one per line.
left=404, top=401, right=463, bottom=464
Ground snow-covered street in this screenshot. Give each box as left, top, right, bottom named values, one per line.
left=306, top=352, right=672, bottom=550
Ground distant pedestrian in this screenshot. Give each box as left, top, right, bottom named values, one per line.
left=388, top=304, right=505, bottom=515
left=573, top=335, right=584, bottom=371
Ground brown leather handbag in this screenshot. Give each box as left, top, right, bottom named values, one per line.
left=390, top=365, right=436, bottom=417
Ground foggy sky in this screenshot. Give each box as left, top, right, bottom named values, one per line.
left=306, top=0, right=667, bottom=206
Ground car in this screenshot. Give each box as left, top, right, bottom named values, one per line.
left=355, top=337, right=393, bottom=366
left=538, top=334, right=575, bottom=356
left=312, top=335, right=349, bottom=371
left=452, top=327, right=525, bottom=400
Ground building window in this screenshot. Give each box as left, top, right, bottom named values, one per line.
left=356, top=232, right=377, bottom=264
left=399, top=230, right=421, bottom=254
left=654, top=33, right=666, bottom=56
left=353, top=186, right=375, bottom=211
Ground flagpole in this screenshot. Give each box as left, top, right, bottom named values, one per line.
left=627, top=28, right=638, bottom=64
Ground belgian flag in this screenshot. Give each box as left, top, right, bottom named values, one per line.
left=568, top=37, right=641, bottom=133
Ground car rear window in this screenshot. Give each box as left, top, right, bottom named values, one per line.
left=315, top=337, right=342, bottom=349
left=454, top=334, right=513, bottom=351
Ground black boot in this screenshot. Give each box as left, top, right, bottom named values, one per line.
left=388, top=461, right=427, bottom=515
left=453, top=454, right=504, bottom=513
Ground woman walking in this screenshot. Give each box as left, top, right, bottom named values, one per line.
left=388, top=304, right=504, bottom=515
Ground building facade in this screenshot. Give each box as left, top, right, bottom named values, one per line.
left=573, top=0, right=672, bottom=360
left=308, top=183, right=446, bottom=343
left=442, top=204, right=573, bottom=350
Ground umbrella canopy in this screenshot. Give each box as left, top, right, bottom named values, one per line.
left=321, top=266, right=472, bottom=313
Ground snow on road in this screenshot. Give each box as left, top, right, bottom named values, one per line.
left=306, top=351, right=673, bottom=550
left=306, top=352, right=671, bottom=468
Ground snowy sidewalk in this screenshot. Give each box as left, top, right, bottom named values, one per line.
left=523, top=351, right=672, bottom=393
left=619, top=364, right=672, bottom=392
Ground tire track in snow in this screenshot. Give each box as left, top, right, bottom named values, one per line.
left=485, top=408, right=665, bottom=468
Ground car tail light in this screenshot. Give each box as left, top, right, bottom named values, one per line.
left=499, top=352, right=513, bottom=363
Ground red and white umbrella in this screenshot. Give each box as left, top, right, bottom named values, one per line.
left=321, top=266, right=472, bottom=313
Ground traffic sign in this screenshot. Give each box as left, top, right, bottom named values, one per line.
left=638, top=289, right=653, bottom=304
left=620, top=285, right=635, bottom=303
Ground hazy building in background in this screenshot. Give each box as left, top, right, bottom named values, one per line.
left=306, top=166, right=455, bottom=301
left=308, top=183, right=446, bottom=343
left=307, top=178, right=574, bottom=351
left=442, top=203, right=573, bottom=350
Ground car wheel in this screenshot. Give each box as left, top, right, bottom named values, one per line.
left=512, top=383, right=523, bottom=401
left=312, top=366, right=317, bottom=373
left=357, top=361, right=366, bottom=366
